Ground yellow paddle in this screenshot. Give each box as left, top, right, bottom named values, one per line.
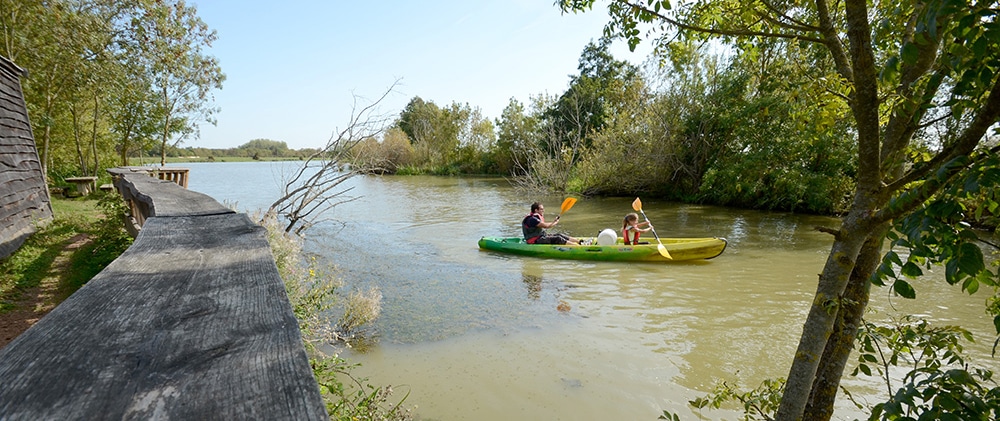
left=556, top=197, right=577, bottom=221
left=631, top=197, right=672, bottom=259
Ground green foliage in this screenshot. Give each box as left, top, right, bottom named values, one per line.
left=658, top=410, right=680, bottom=421
left=132, top=0, right=225, bottom=165
left=687, top=378, right=785, bottom=421
left=874, top=151, right=1000, bottom=295
left=1, top=0, right=224, bottom=174
left=493, top=98, right=540, bottom=176
left=544, top=38, right=640, bottom=153
left=311, top=356, right=412, bottom=421
left=694, top=44, right=856, bottom=213
left=855, top=317, right=1000, bottom=421
left=71, top=192, right=134, bottom=289
left=237, top=139, right=294, bottom=158
left=0, top=196, right=131, bottom=312
left=391, top=98, right=499, bottom=175
left=351, top=129, right=415, bottom=174
left=570, top=77, right=664, bottom=196
left=989, top=292, right=1000, bottom=356
left=562, top=39, right=857, bottom=210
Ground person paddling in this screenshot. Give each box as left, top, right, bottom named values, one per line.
left=621, top=212, right=652, bottom=245
left=522, top=202, right=584, bottom=245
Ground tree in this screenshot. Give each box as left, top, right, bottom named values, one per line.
left=130, top=0, right=224, bottom=166
left=2, top=0, right=223, bottom=176
left=2, top=0, right=86, bottom=178
left=494, top=98, right=539, bottom=176
left=561, top=0, right=1000, bottom=419
left=107, top=56, right=160, bottom=166
left=683, top=41, right=857, bottom=212
left=239, top=139, right=291, bottom=157
left=544, top=38, right=641, bottom=153
left=397, top=96, right=446, bottom=166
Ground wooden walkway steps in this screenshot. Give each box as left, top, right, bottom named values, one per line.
left=0, top=169, right=327, bottom=420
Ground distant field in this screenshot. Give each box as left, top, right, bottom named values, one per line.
left=127, top=156, right=305, bottom=165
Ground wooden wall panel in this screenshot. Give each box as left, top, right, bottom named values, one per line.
left=0, top=55, right=52, bottom=260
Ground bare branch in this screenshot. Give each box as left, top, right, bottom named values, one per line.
left=267, top=79, right=401, bottom=233
left=611, top=0, right=828, bottom=44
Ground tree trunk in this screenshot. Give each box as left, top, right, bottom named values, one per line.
left=42, top=124, right=50, bottom=181
left=774, top=218, right=869, bottom=420
left=160, top=116, right=169, bottom=166
left=160, top=86, right=170, bottom=166
left=72, top=105, right=88, bottom=177
left=776, top=0, right=883, bottom=417
left=119, top=126, right=132, bottom=166
left=802, top=227, right=886, bottom=420
left=41, top=92, right=55, bottom=180
left=90, top=95, right=100, bottom=176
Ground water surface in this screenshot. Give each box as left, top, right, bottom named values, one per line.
left=175, top=161, right=996, bottom=420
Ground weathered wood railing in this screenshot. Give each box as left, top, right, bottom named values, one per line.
left=0, top=168, right=327, bottom=420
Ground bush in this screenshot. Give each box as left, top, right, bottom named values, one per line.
left=256, top=211, right=410, bottom=420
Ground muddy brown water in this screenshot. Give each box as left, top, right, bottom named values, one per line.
left=180, top=162, right=995, bottom=420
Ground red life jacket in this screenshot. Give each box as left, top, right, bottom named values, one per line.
left=622, top=226, right=641, bottom=245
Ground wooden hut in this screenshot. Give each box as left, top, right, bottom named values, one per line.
left=0, top=55, right=52, bottom=260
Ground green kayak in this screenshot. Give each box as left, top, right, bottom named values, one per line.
left=478, top=236, right=727, bottom=262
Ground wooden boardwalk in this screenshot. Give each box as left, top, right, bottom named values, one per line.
left=0, top=169, right=327, bottom=420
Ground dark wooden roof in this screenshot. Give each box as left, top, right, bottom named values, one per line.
left=0, top=53, right=51, bottom=260
left=0, top=55, right=27, bottom=79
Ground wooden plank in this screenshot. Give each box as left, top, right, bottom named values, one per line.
left=0, top=213, right=327, bottom=420
left=112, top=171, right=233, bottom=217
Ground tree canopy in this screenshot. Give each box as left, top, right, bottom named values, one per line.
left=560, top=0, right=1000, bottom=419
left=1, top=0, right=224, bottom=177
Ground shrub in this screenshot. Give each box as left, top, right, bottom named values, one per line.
left=256, top=211, right=410, bottom=420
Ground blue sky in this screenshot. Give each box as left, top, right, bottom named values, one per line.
left=190, top=1, right=649, bottom=150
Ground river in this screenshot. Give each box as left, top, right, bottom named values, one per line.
left=174, top=161, right=996, bottom=420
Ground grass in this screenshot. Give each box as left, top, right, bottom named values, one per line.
left=0, top=193, right=132, bottom=312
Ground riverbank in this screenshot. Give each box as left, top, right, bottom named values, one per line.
left=127, top=156, right=305, bottom=165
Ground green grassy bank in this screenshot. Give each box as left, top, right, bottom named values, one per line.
left=0, top=194, right=131, bottom=313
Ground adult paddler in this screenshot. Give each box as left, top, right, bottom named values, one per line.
left=521, top=201, right=584, bottom=245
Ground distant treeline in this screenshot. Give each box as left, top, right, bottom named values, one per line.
left=148, top=139, right=321, bottom=161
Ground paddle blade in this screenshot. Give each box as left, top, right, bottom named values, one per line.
left=657, top=243, right=672, bottom=259
left=560, top=197, right=578, bottom=214
left=631, top=197, right=642, bottom=212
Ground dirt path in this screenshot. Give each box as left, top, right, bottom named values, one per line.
left=0, top=233, right=92, bottom=349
